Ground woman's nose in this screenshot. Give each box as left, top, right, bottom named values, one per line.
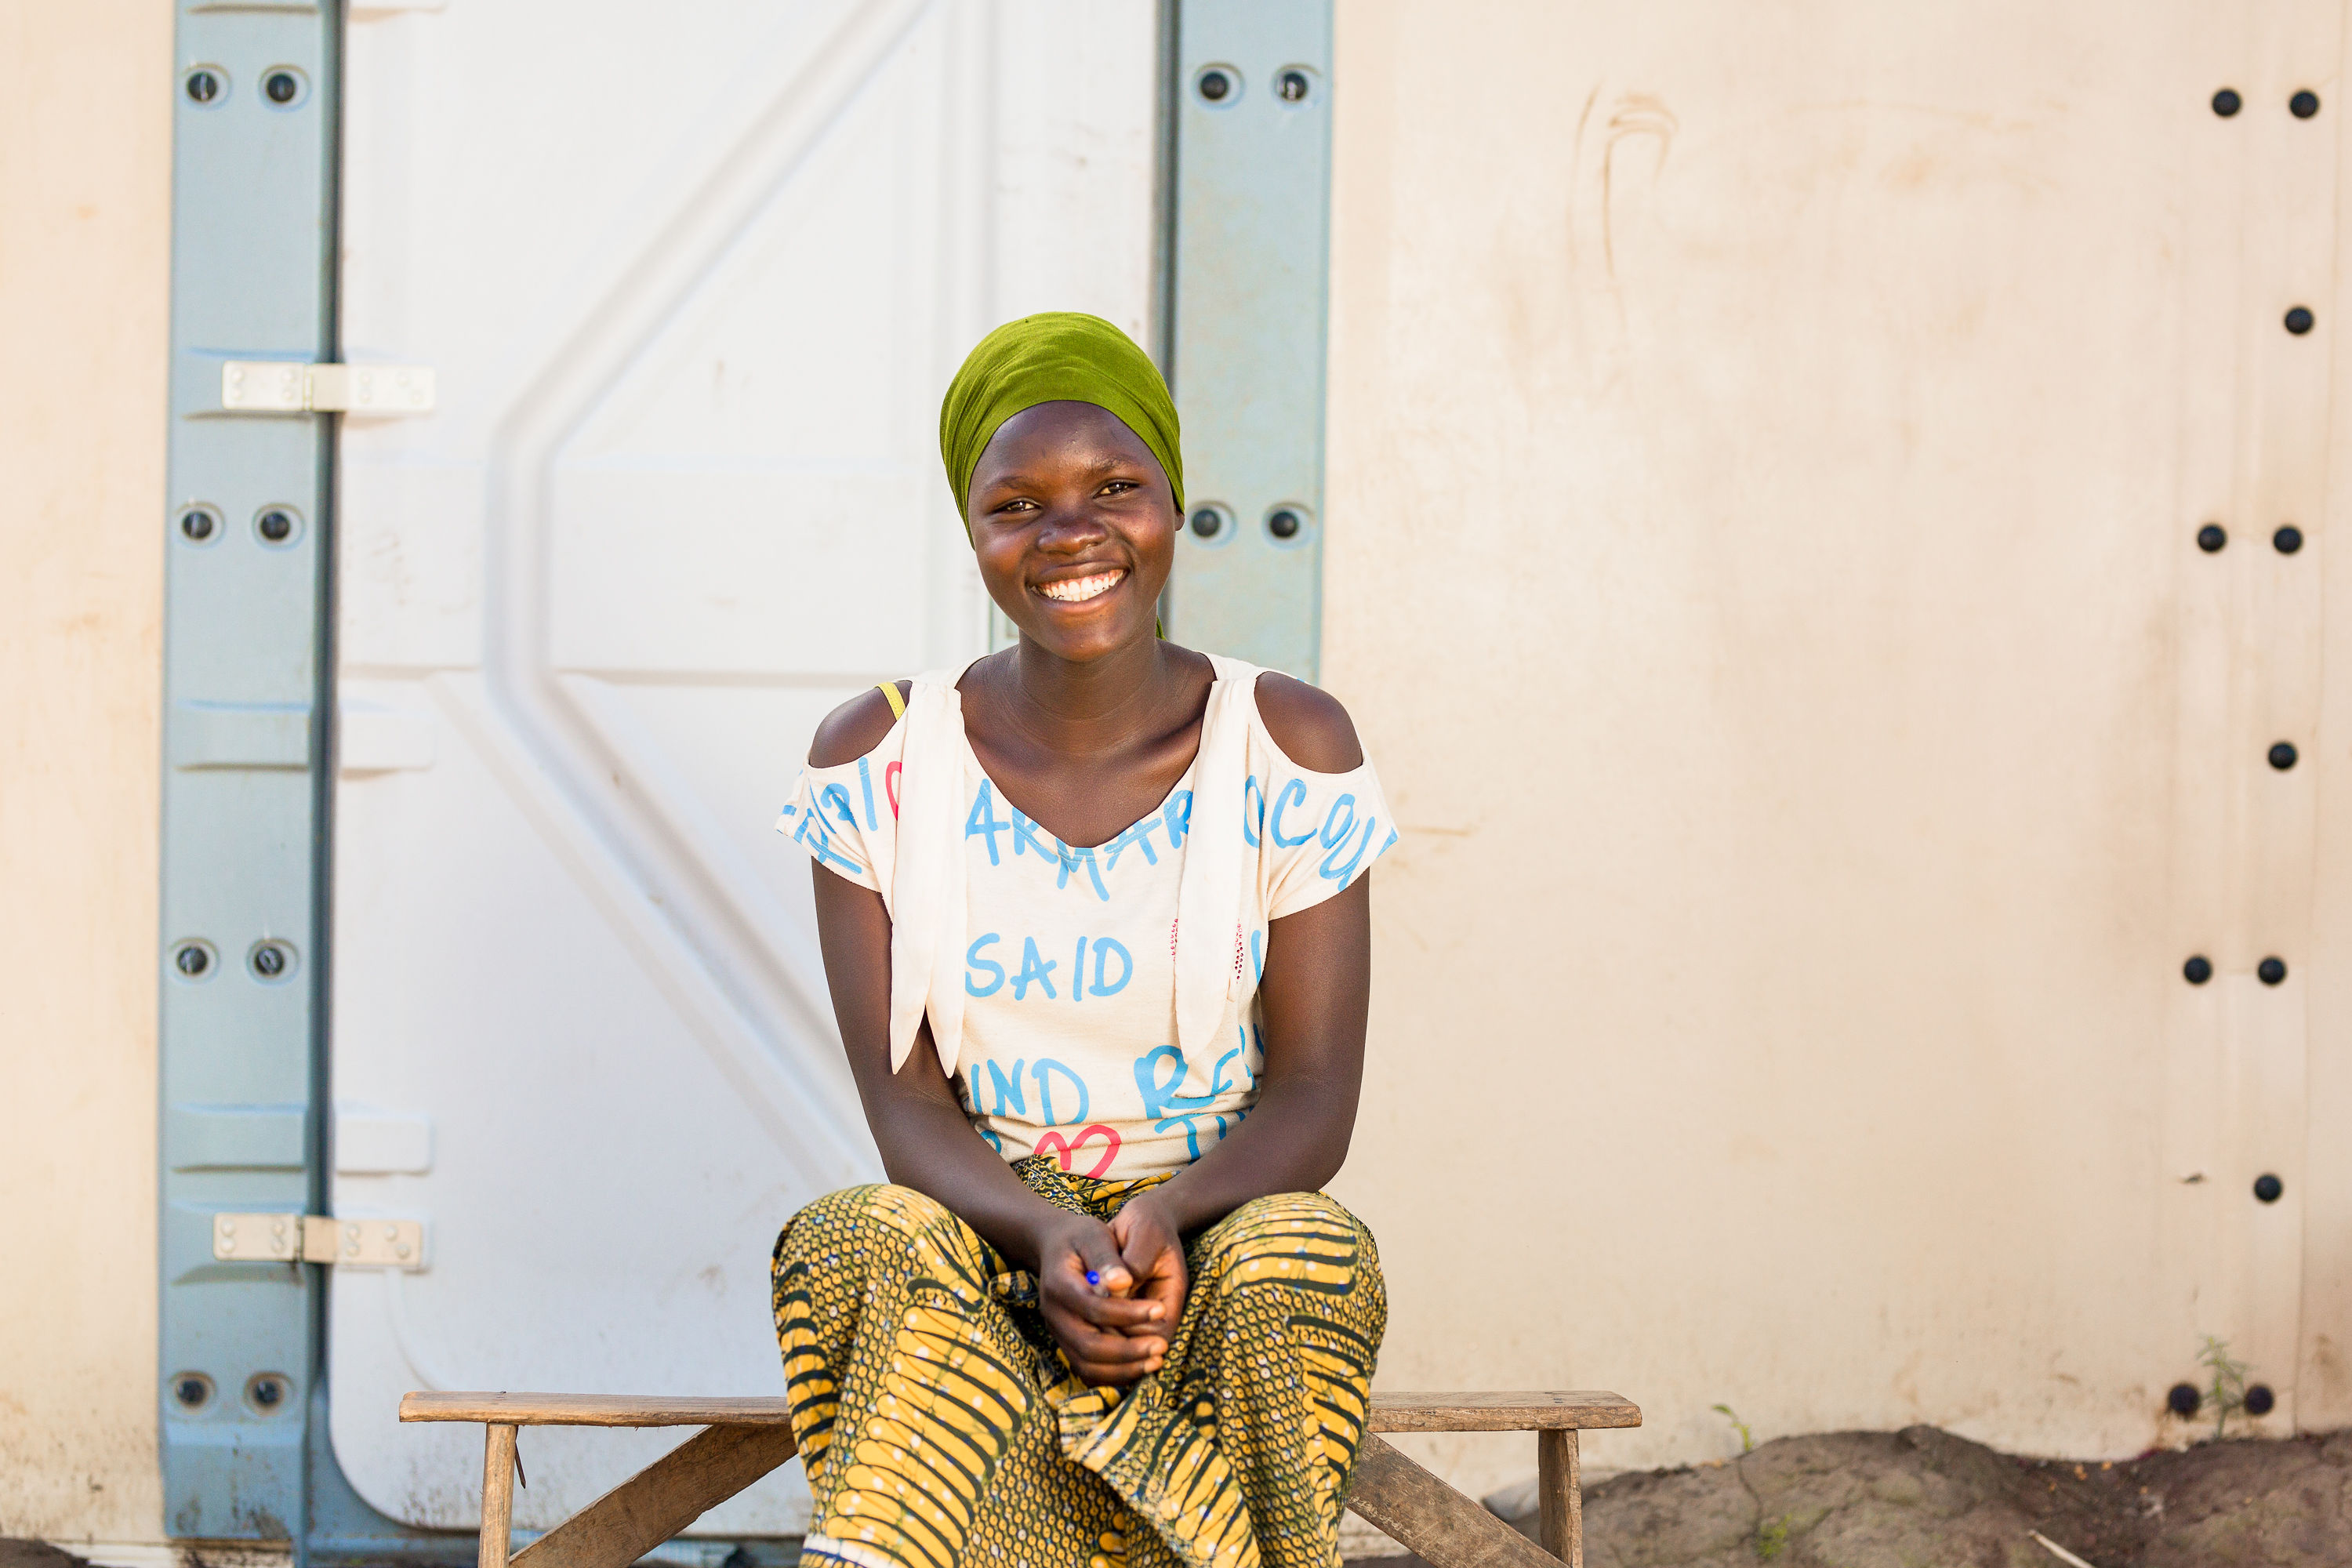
left=1036, top=505, right=1110, bottom=552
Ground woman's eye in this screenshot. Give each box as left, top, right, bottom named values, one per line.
left=1101, top=481, right=1138, bottom=496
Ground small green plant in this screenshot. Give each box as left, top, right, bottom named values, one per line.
left=2198, top=1334, right=2250, bottom=1439
left=1755, top=1515, right=1791, bottom=1562
left=1714, top=1403, right=1755, bottom=1454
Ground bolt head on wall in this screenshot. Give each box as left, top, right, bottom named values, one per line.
left=2167, top=1381, right=2201, bottom=1417
left=2254, top=1173, right=2284, bottom=1203
left=245, top=1373, right=292, bottom=1414
left=2212, top=87, right=2244, bottom=117
left=2196, top=523, right=2227, bottom=553
left=2274, top=524, right=2303, bottom=554
left=248, top=940, right=296, bottom=982
left=2291, top=90, right=2321, bottom=119
left=1194, top=65, right=1239, bottom=105
left=2259, top=956, right=2288, bottom=985
left=2182, top=955, right=2213, bottom=985
left=2285, top=306, right=2316, bottom=335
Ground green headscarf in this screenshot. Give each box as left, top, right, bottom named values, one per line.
left=938, top=312, right=1184, bottom=530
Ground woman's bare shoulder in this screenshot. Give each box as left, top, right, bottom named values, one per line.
left=1251, top=671, right=1364, bottom=771
left=808, top=682, right=911, bottom=767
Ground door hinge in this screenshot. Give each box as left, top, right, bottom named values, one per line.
left=212, top=1213, right=426, bottom=1269
left=220, top=361, right=437, bottom=415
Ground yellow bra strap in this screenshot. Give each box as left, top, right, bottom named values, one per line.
left=876, top=681, right=907, bottom=720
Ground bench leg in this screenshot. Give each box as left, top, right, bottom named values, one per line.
left=1537, top=1429, right=1581, bottom=1566
left=479, top=1423, right=519, bottom=1568
left=509, top=1422, right=800, bottom=1568
left=1346, top=1433, right=1562, bottom=1568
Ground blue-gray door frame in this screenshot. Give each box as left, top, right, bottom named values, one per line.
left=1163, top=0, right=1334, bottom=681
left=158, top=0, right=452, bottom=1558
left=159, top=0, right=1329, bottom=1556
left=161, top=0, right=339, bottom=1546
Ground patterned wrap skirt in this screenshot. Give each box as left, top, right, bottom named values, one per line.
left=770, top=1160, right=1386, bottom=1568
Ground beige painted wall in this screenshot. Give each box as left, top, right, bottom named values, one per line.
left=1323, top=0, right=2352, bottom=1496
left=0, top=0, right=172, bottom=1544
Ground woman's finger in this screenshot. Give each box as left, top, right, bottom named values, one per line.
left=1058, top=1229, right=1136, bottom=1298
left=1044, top=1309, right=1163, bottom=1364
left=1044, top=1267, right=1158, bottom=1330
left=1069, top=1294, right=1166, bottom=1330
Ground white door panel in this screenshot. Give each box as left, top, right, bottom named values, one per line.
left=333, top=0, right=1155, bottom=1530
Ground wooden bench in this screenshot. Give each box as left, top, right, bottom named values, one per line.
left=402, top=1389, right=1640, bottom=1568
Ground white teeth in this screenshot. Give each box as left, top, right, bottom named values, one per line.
left=1040, top=570, right=1123, bottom=604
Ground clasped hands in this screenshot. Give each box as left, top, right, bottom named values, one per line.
left=1033, top=1191, right=1188, bottom=1386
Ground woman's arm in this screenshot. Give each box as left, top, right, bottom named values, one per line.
left=1094, top=676, right=1374, bottom=1329
left=1125, top=873, right=1371, bottom=1237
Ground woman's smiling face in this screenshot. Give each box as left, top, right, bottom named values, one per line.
left=965, top=400, right=1177, bottom=662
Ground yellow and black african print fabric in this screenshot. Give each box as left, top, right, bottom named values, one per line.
left=771, top=1160, right=1385, bottom=1568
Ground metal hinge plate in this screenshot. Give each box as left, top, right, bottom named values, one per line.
left=220, top=361, right=437, bottom=415
left=212, top=1213, right=426, bottom=1269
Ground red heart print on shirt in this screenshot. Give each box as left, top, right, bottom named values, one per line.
left=1033, top=1123, right=1122, bottom=1178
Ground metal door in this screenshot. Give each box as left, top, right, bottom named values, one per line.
left=328, top=0, right=1155, bottom=1531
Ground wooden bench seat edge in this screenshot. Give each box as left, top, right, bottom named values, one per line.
left=399, top=1388, right=1642, bottom=1432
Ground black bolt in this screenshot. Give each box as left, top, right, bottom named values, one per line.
left=1267, top=509, right=1303, bottom=540
left=2245, top=1383, right=2277, bottom=1414
left=2270, top=741, right=2299, bottom=771
left=2292, top=90, right=2321, bottom=119
left=2183, top=955, right=2213, bottom=985
left=175, top=944, right=210, bottom=978
left=2197, top=523, right=2227, bottom=554
left=252, top=1377, right=284, bottom=1409
left=2167, top=1381, right=2201, bottom=1417
left=1189, top=507, right=1223, bottom=539
left=2287, top=306, right=2316, bottom=335
left=252, top=945, right=286, bottom=978
left=174, top=1375, right=211, bottom=1409
left=2275, top=524, right=2304, bottom=554
left=1197, top=69, right=1232, bottom=103
left=258, top=509, right=294, bottom=543
left=186, top=70, right=220, bottom=105
left=263, top=71, right=299, bottom=105
left=2213, top=88, right=2244, bottom=117
left=2259, top=956, right=2288, bottom=985
left=1276, top=70, right=1311, bottom=103
left=2254, top=1172, right=2284, bottom=1203
left=180, top=508, right=216, bottom=543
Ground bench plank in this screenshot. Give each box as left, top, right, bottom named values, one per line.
left=508, top=1423, right=800, bottom=1568
left=1346, top=1433, right=1564, bottom=1568
left=1367, top=1392, right=1641, bottom=1432
left=404, top=1389, right=1640, bottom=1432
left=402, top=1393, right=797, bottom=1428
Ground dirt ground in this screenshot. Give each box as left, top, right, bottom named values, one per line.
left=1352, top=1425, right=2352, bottom=1568
left=0, top=1546, right=93, bottom=1568
left=11, top=1428, right=2347, bottom=1568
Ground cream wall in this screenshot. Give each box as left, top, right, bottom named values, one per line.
left=0, top=0, right=172, bottom=1545
left=1324, top=0, right=2352, bottom=1495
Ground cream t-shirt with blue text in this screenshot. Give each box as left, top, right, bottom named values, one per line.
left=777, top=670, right=1396, bottom=1179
